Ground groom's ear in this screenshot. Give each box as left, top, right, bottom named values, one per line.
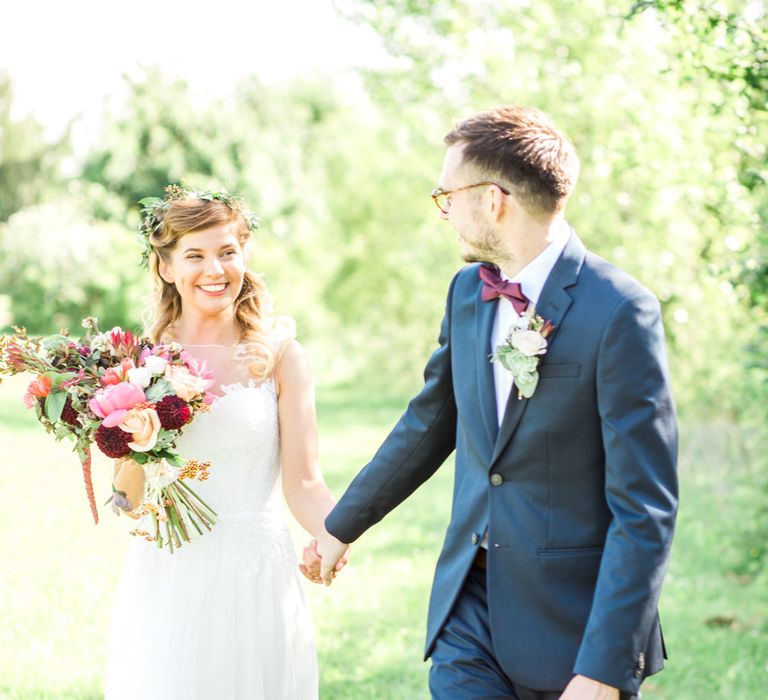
left=485, top=184, right=507, bottom=223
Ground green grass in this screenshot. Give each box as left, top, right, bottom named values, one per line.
left=0, top=375, right=766, bottom=699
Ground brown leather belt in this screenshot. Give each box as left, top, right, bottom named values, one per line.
left=474, top=547, right=487, bottom=569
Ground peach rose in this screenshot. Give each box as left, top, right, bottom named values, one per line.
left=118, top=406, right=161, bottom=452
left=164, top=365, right=212, bottom=402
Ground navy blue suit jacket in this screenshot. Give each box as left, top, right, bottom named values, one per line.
left=326, top=231, right=678, bottom=694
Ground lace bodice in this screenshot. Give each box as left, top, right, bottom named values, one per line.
left=177, top=379, right=281, bottom=515
left=170, top=377, right=294, bottom=576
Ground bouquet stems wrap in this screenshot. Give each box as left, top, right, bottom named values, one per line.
left=130, top=459, right=217, bottom=553
left=81, top=446, right=99, bottom=525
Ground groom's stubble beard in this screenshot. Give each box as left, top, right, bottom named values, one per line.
left=458, top=220, right=508, bottom=266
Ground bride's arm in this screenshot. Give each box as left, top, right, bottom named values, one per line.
left=276, top=340, right=338, bottom=537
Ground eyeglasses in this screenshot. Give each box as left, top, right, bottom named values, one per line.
left=430, top=182, right=511, bottom=214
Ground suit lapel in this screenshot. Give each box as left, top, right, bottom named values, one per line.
left=475, top=283, right=499, bottom=446
left=489, top=229, right=586, bottom=466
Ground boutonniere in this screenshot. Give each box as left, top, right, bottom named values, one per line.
left=491, top=306, right=556, bottom=400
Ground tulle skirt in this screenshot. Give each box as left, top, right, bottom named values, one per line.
left=104, top=517, right=317, bottom=700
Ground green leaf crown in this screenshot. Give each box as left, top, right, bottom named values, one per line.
left=137, top=184, right=260, bottom=269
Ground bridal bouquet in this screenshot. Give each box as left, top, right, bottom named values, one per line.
left=0, top=317, right=218, bottom=552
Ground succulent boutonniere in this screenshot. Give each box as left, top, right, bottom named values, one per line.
left=491, top=306, right=556, bottom=400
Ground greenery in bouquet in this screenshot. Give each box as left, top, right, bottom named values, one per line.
left=0, top=317, right=218, bottom=552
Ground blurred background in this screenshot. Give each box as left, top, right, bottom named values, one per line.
left=1, top=0, right=766, bottom=698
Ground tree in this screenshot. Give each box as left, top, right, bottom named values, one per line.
left=338, top=0, right=765, bottom=414
left=0, top=74, right=67, bottom=223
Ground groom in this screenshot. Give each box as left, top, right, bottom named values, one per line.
left=313, top=106, right=678, bottom=699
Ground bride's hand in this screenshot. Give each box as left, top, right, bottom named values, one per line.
left=299, top=539, right=323, bottom=584
left=112, top=457, right=144, bottom=518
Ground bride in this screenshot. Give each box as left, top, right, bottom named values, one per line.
left=103, top=187, right=341, bottom=699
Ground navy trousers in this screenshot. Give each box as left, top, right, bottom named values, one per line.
left=429, top=566, right=640, bottom=700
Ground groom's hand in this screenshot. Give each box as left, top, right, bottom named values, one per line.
left=316, top=527, right=350, bottom=586
left=559, top=675, right=619, bottom=700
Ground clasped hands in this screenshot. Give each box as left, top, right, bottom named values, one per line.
left=299, top=527, right=350, bottom=586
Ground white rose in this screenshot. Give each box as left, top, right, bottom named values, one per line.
left=144, top=355, right=168, bottom=376
left=511, top=329, right=548, bottom=357
left=90, top=333, right=108, bottom=353
left=127, top=367, right=152, bottom=388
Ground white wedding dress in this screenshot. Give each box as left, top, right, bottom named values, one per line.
left=104, top=344, right=318, bottom=700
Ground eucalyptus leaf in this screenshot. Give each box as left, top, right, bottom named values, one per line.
left=41, top=335, right=70, bottom=353
left=515, top=371, right=539, bottom=399
left=45, top=391, right=68, bottom=423
left=498, top=350, right=538, bottom=376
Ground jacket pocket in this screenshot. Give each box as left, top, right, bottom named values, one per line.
left=537, top=545, right=603, bottom=584
left=538, top=362, right=581, bottom=379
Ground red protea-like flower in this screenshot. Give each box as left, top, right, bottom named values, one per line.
left=61, top=397, right=80, bottom=427
left=94, top=424, right=133, bottom=458
left=155, top=395, right=192, bottom=430
left=105, top=326, right=141, bottom=359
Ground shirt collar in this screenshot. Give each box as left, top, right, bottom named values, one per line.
left=500, top=222, right=571, bottom=305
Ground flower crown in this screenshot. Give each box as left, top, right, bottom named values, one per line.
left=137, top=184, right=260, bottom=269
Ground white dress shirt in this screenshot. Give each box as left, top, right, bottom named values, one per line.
left=490, top=225, right=571, bottom=425
left=479, top=225, right=571, bottom=551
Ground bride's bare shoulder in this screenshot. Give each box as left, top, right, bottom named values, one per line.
left=274, top=340, right=312, bottom=397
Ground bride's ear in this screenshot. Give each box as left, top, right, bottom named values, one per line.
left=158, top=260, right=174, bottom=284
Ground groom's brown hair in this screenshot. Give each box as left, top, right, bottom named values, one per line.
left=444, top=106, right=579, bottom=215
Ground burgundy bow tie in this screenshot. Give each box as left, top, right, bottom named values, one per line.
left=479, top=264, right=530, bottom=315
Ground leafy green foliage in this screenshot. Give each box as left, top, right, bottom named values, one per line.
left=1, top=3, right=766, bottom=410
left=0, top=75, right=68, bottom=224
left=0, top=189, right=147, bottom=334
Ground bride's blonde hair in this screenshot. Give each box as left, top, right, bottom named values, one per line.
left=145, top=197, right=290, bottom=380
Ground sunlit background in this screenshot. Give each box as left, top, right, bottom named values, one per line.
left=1, top=1, right=767, bottom=698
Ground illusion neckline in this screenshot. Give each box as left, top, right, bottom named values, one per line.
left=208, top=377, right=276, bottom=401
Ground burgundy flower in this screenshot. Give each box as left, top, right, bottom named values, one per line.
left=61, top=398, right=80, bottom=427
left=94, top=424, right=132, bottom=458
left=155, top=395, right=191, bottom=430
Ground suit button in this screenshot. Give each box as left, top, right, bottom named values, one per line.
left=471, top=533, right=479, bottom=545
left=490, top=473, right=503, bottom=486
left=634, top=652, right=645, bottom=678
